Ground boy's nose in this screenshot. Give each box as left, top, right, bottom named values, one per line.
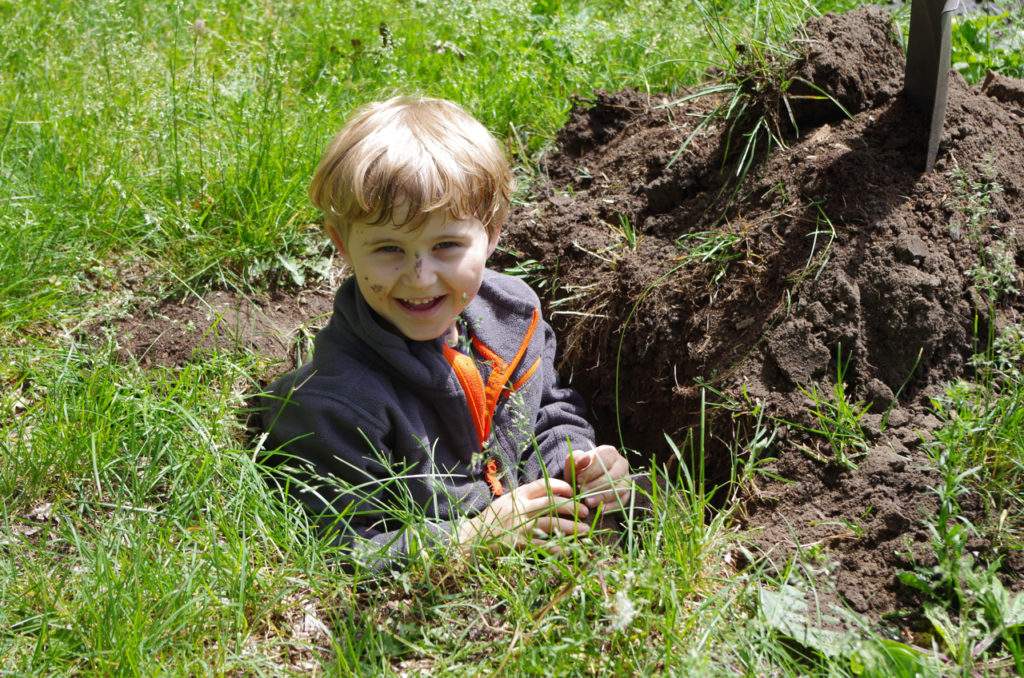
left=406, top=254, right=437, bottom=285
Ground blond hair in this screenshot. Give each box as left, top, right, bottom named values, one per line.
left=309, top=96, right=513, bottom=239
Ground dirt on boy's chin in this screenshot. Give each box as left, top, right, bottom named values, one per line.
left=495, top=6, right=1024, bottom=621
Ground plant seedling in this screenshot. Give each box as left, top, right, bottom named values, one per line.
left=788, top=348, right=871, bottom=470
left=606, top=214, right=642, bottom=251
left=676, top=230, right=744, bottom=285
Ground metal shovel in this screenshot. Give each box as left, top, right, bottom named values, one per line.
left=903, top=0, right=963, bottom=172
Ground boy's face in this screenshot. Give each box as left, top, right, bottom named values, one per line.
left=328, top=210, right=499, bottom=342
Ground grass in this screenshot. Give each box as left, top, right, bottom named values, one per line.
left=659, top=0, right=857, bottom=218
left=894, top=324, right=1024, bottom=675
left=952, top=4, right=1024, bottom=83
left=676, top=229, right=746, bottom=285
left=0, top=0, right=726, bottom=329
left=791, top=348, right=871, bottom=470
left=3, top=0, right=1024, bottom=674
left=947, top=157, right=1019, bottom=304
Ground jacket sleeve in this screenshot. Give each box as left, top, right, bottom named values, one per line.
left=260, top=377, right=456, bottom=576
left=521, top=318, right=597, bottom=481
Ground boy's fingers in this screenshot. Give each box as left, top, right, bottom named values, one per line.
left=521, top=477, right=574, bottom=498
left=554, top=498, right=588, bottom=519
left=583, top=492, right=613, bottom=509
left=581, top=458, right=629, bottom=487
left=537, top=497, right=589, bottom=520
left=590, top=444, right=619, bottom=464
left=518, top=496, right=588, bottom=524
left=574, top=451, right=593, bottom=473
left=555, top=516, right=589, bottom=535
left=580, top=467, right=628, bottom=493
left=519, top=498, right=579, bottom=517
left=582, top=481, right=634, bottom=509
left=527, top=515, right=592, bottom=553
left=580, top=477, right=618, bottom=494
left=548, top=478, right=576, bottom=497
left=534, top=515, right=590, bottom=537
left=565, top=451, right=592, bottom=487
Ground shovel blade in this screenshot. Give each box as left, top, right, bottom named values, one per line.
left=904, top=0, right=961, bottom=172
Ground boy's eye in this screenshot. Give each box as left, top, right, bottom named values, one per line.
left=376, top=245, right=402, bottom=253
left=434, top=241, right=458, bottom=250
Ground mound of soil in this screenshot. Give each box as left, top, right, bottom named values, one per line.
left=495, top=7, right=1024, bottom=619
left=114, top=6, right=1024, bottom=625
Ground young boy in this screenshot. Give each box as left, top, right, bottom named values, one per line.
left=261, top=95, right=630, bottom=573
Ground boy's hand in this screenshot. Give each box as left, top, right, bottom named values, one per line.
left=457, top=478, right=590, bottom=554
left=566, top=445, right=631, bottom=510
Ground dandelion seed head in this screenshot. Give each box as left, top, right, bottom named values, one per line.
left=607, top=589, right=637, bottom=632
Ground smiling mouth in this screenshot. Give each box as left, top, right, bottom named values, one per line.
left=398, top=296, right=445, bottom=311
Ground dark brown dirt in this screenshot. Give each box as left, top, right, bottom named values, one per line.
left=495, top=6, right=1024, bottom=622
left=114, top=284, right=335, bottom=373
left=115, top=6, right=1024, bottom=627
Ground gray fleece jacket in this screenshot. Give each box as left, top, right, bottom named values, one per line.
left=261, top=269, right=595, bottom=573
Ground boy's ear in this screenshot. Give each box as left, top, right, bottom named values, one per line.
left=326, top=224, right=349, bottom=261
left=486, top=223, right=502, bottom=257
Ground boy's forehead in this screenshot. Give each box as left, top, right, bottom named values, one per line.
left=347, top=210, right=483, bottom=239
left=354, top=198, right=436, bottom=231
left=347, top=220, right=420, bottom=242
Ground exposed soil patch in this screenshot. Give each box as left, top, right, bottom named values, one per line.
left=114, top=6, right=1024, bottom=627
left=114, top=285, right=335, bottom=374
left=495, top=7, right=1024, bottom=621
